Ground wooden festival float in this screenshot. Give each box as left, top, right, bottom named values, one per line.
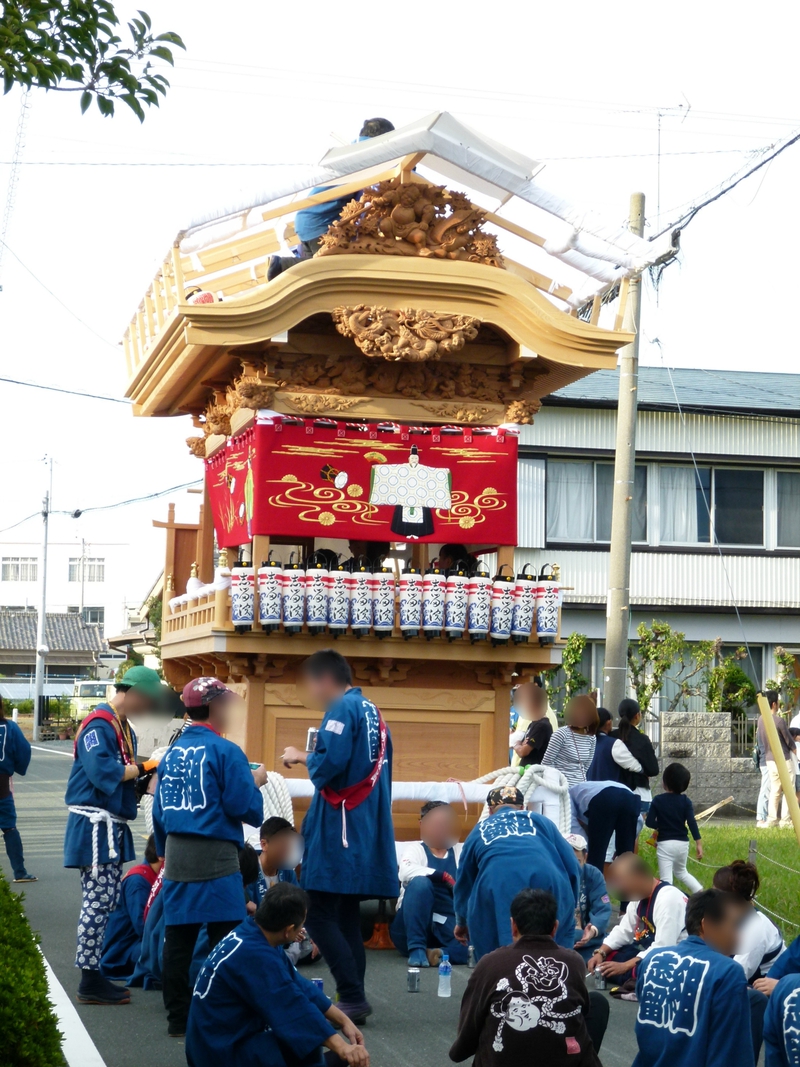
left=122, top=113, right=677, bottom=835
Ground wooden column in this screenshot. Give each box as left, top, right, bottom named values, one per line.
left=251, top=534, right=271, bottom=632
left=196, top=485, right=215, bottom=583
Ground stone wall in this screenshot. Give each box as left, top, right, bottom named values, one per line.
left=658, top=712, right=759, bottom=812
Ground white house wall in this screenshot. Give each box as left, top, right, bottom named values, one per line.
left=520, top=407, right=800, bottom=460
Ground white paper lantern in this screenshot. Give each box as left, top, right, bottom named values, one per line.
left=372, top=567, right=396, bottom=638
left=326, top=563, right=351, bottom=636
left=422, top=567, right=446, bottom=639
left=535, top=566, right=561, bottom=640
left=349, top=566, right=372, bottom=637
left=257, top=559, right=282, bottom=631
left=398, top=566, right=423, bottom=639
left=511, top=563, right=537, bottom=644
left=231, top=564, right=255, bottom=627
left=305, top=556, right=329, bottom=636
left=282, top=561, right=305, bottom=634
left=490, top=567, right=515, bottom=646
left=467, top=564, right=492, bottom=642
left=444, top=567, right=469, bottom=641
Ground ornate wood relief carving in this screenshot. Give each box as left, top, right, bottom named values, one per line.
left=317, top=177, right=504, bottom=267
left=410, top=402, right=496, bottom=423
left=331, top=306, right=480, bottom=362
left=283, top=393, right=363, bottom=415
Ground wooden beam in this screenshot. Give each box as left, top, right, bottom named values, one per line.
left=614, top=277, right=631, bottom=331
left=171, top=243, right=185, bottom=303
left=483, top=210, right=547, bottom=249
left=398, top=152, right=425, bottom=182
left=504, top=257, right=572, bottom=303
left=590, top=295, right=601, bottom=325
left=260, top=168, right=398, bottom=226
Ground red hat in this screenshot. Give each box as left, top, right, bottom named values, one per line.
left=181, top=677, right=234, bottom=708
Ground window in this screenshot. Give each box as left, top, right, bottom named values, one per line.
left=83, top=607, right=104, bottom=626
left=1, top=556, right=38, bottom=582
left=546, top=461, right=647, bottom=543
left=68, top=557, right=105, bottom=582
left=659, top=466, right=763, bottom=546
left=778, top=471, right=800, bottom=548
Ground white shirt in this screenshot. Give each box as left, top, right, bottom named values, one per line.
left=734, top=908, right=785, bottom=979
left=396, top=840, right=463, bottom=906
left=604, top=882, right=688, bottom=959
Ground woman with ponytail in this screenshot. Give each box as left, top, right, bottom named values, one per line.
left=611, top=699, right=660, bottom=812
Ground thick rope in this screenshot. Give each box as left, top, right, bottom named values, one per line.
left=68, top=805, right=127, bottom=878
left=260, top=773, right=295, bottom=826
left=472, top=764, right=572, bottom=833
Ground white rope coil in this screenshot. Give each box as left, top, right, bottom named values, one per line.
left=68, top=805, right=128, bottom=878
left=260, top=773, right=295, bottom=826
left=473, top=764, right=571, bottom=833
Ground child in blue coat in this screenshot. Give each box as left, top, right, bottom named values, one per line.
left=634, top=888, right=754, bottom=1067
left=153, top=676, right=266, bottom=1037
left=0, top=696, right=35, bottom=882
left=453, top=786, right=581, bottom=961
left=100, top=834, right=161, bottom=981
left=563, top=833, right=612, bottom=960
left=186, top=882, right=370, bottom=1067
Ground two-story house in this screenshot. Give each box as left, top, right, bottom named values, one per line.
left=512, top=366, right=800, bottom=704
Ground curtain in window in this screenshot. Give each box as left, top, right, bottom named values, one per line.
left=546, top=462, right=593, bottom=540
left=778, top=472, right=800, bottom=548
left=596, top=464, right=648, bottom=542
left=660, top=466, right=698, bottom=543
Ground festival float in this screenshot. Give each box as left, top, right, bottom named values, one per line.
left=122, top=113, right=676, bottom=834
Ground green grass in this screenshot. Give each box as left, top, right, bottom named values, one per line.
left=637, top=824, right=800, bottom=938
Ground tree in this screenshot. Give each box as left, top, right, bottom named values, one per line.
left=766, top=646, right=800, bottom=711
left=543, top=631, right=589, bottom=711
left=627, top=620, right=691, bottom=712
left=704, top=647, right=757, bottom=718
left=0, top=2, right=184, bottom=120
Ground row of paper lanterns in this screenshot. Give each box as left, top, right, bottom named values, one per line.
left=229, top=558, right=561, bottom=644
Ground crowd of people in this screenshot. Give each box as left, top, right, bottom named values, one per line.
left=5, top=655, right=800, bottom=1066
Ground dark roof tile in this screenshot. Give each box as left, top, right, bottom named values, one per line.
left=0, top=611, right=107, bottom=653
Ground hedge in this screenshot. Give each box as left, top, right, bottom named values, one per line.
left=0, top=872, right=65, bottom=1066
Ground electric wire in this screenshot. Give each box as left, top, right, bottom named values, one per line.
left=0, top=376, right=131, bottom=404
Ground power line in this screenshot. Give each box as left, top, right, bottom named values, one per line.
left=0, top=376, right=131, bottom=404
left=0, top=239, right=119, bottom=348
left=0, top=89, right=30, bottom=282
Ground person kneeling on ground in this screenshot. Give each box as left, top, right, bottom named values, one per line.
left=391, top=800, right=467, bottom=968
left=100, top=833, right=162, bottom=981
left=449, top=887, right=608, bottom=1067
left=453, top=786, right=580, bottom=962
left=247, top=817, right=316, bottom=965
left=633, top=888, right=754, bottom=1067
left=564, top=833, right=612, bottom=961
left=186, top=882, right=369, bottom=1067
left=587, top=853, right=687, bottom=995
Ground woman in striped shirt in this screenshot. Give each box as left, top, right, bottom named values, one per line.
left=542, top=696, right=599, bottom=785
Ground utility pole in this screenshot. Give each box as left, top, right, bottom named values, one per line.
left=603, top=192, right=645, bottom=717
left=32, top=470, right=51, bottom=742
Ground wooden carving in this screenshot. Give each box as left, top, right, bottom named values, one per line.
left=317, top=177, right=504, bottom=267
left=504, top=399, right=541, bottom=425
left=186, top=436, right=207, bottom=458
left=332, top=306, right=480, bottom=362
left=411, top=402, right=496, bottom=423
left=235, top=374, right=276, bottom=410
left=283, top=393, right=363, bottom=415
left=204, top=404, right=233, bottom=437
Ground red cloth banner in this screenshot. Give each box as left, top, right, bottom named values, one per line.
left=206, top=418, right=518, bottom=547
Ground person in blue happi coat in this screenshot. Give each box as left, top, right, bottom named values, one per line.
left=246, top=818, right=317, bottom=965
left=100, top=833, right=162, bottom=981
left=64, top=664, right=163, bottom=1005
left=391, top=800, right=467, bottom=968
left=562, top=832, right=612, bottom=961
left=0, top=695, right=36, bottom=882
left=764, top=973, right=800, bottom=1067
left=186, top=882, right=370, bottom=1067
left=756, top=932, right=800, bottom=997
left=281, top=650, right=397, bottom=1023
left=633, top=888, right=754, bottom=1067
left=452, top=785, right=580, bottom=962
left=153, top=676, right=267, bottom=1037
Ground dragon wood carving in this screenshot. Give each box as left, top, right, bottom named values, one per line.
left=317, top=177, right=504, bottom=267
left=332, top=305, right=480, bottom=361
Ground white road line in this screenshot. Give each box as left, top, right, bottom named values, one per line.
left=31, top=745, right=73, bottom=757
left=42, top=955, right=107, bottom=1067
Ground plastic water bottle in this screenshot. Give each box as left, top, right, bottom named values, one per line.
left=438, top=953, right=452, bottom=997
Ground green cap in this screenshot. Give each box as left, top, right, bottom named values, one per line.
left=119, top=665, right=164, bottom=699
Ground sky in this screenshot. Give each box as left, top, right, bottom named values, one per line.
left=1, top=0, right=799, bottom=613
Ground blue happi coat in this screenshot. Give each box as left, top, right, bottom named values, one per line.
left=130, top=878, right=209, bottom=990
left=634, top=936, right=753, bottom=1067
left=301, top=687, right=398, bottom=899
left=246, top=867, right=298, bottom=907
left=153, top=723, right=263, bottom=925
left=0, top=717, right=31, bottom=830
left=764, top=974, right=800, bottom=1067
left=770, top=934, right=800, bottom=983
left=186, top=916, right=335, bottom=1067
left=64, top=706, right=137, bottom=868
left=99, top=863, right=156, bottom=980
left=453, top=807, right=580, bottom=960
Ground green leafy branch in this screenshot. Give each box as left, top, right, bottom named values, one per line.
left=0, top=2, right=185, bottom=120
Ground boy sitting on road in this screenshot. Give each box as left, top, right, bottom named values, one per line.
left=247, top=817, right=315, bottom=965
left=100, top=834, right=162, bottom=981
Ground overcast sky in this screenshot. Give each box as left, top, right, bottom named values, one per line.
left=1, top=0, right=798, bottom=610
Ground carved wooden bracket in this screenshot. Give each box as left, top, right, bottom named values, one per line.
left=332, top=305, right=480, bottom=362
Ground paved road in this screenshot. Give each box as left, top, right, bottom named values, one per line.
left=4, top=745, right=640, bottom=1067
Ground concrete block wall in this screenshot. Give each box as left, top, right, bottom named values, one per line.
left=658, top=712, right=759, bottom=812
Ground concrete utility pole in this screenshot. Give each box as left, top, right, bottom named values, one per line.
left=603, top=192, right=645, bottom=717
left=32, top=489, right=50, bottom=743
